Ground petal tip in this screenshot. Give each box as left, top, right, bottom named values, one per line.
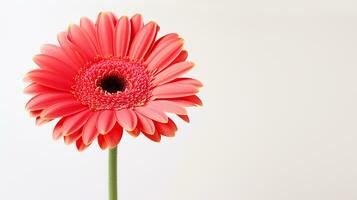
left=132, top=13, right=142, bottom=18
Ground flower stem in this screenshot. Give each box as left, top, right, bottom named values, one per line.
left=109, top=147, right=118, bottom=200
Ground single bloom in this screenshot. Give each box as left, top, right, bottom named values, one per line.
left=24, top=12, right=202, bottom=151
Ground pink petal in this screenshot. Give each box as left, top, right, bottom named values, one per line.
left=29, top=110, right=41, bottom=117
left=136, top=112, right=155, bottom=135
left=40, top=44, right=78, bottom=70
left=107, top=12, right=119, bottom=26
left=169, top=95, right=203, bottom=107
left=114, top=16, right=131, bottom=57
left=76, top=137, right=89, bottom=151
left=52, top=118, right=65, bottom=140
left=25, top=69, right=72, bottom=91
left=26, top=92, right=75, bottom=111
left=145, top=100, right=187, bottom=115
left=128, top=22, right=158, bottom=60
left=64, top=128, right=82, bottom=145
left=154, top=118, right=177, bottom=137
left=115, top=109, right=137, bottom=131
left=127, top=128, right=140, bottom=137
left=130, top=14, right=143, bottom=41
left=103, top=123, right=123, bottom=148
left=169, top=77, right=203, bottom=88
left=177, top=114, right=190, bottom=123
left=96, top=110, right=116, bottom=134
left=171, top=50, right=188, bottom=65
left=40, top=101, right=87, bottom=119
left=97, top=134, right=108, bottom=150
left=82, top=112, right=100, bottom=145
left=35, top=117, right=52, bottom=126
left=57, top=32, right=86, bottom=66
left=61, top=109, right=91, bottom=136
left=150, top=33, right=179, bottom=53
left=97, top=12, right=114, bottom=56
left=144, top=34, right=180, bottom=64
left=142, top=131, right=161, bottom=142
left=24, top=83, right=57, bottom=95
left=135, top=106, right=168, bottom=123
left=152, top=83, right=199, bottom=99
left=153, top=61, right=194, bottom=86
left=144, top=25, right=160, bottom=58
left=80, top=17, right=99, bottom=53
left=147, top=40, right=184, bottom=72
left=68, top=24, right=98, bottom=59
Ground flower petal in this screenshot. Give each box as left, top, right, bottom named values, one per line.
left=151, top=33, right=179, bottom=52
left=169, top=95, right=203, bottom=107
left=136, top=112, right=155, bottom=135
left=171, top=50, right=188, bottom=65
left=29, top=110, right=41, bottom=117
left=82, top=112, right=100, bottom=145
left=96, top=110, right=116, bottom=134
left=35, top=117, right=52, bottom=126
left=26, top=92, right=75, bottom=111
left=80, top=17, right=99, bottom=53
left=57, top=32, right=86, bottom=66
left=25, top=69, right=72, bottom=91
left=130, top=14, right=143, bottom=40
left=154, top=118, right=177, bottom=137
left=40, top=101, right=87, bottom=119
left=152, top=83, right=199, bottom=99
left=169, top=77, right=203, bottom=88
left=76, top=137, right=89, bottom=151
left=143, top=131, right=161, bottom=142
left=115, top=109, right=137, bottom=131
left=97, top=134, right=108, bottom=150
left=97, top=12, right=114, bottom=56
left=135, top=106, right=168, bottom=123
left=114, top=16, right=131, bottom=57
left=144, top=33, right=179, bottom=64
left=103, top=123, right=123, bottom=148
left=40, top=44, right=78, bottom=70
left=145, top=100, right=187, bottom=115
left=152, top=61, right=194, bottom=86
left=147, top=39, right=184, bottom=72
left=64, top=128, right=82, bottom=145
left=144, top=26, right=160, bottom=58
left=52, top=118, right=66, bottom=140
left=128, top=22, right=158, bottom=60
left=61, top=109, right=91, bottom=136
left=68, top=24, right=98, bottom=59
left=24, top=83, right=56, bottom=95
left=107, top=12, right=119, bottom=26
left=127, top=128, right=140, bottom=137
left=177, top=114, right=190, bottom=123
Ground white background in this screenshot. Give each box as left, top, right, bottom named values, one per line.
left=1, top=0, right=357, bottom=199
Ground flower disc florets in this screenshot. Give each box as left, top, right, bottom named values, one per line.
left=72, top=57, right=153, bottom=111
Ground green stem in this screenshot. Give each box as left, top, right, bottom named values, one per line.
left=109, top=147, right=118, bottom=200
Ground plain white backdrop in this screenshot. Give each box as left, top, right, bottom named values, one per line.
left=1, top=0, right=357, bottom=199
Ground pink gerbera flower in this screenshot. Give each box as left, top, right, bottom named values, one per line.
left=24, top=12, right=202, bottom=151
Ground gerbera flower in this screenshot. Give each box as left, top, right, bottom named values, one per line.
left=24, top=12, right=202, bottom=151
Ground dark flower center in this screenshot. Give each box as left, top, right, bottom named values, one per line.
left=98, top=75, right=126, bottom=93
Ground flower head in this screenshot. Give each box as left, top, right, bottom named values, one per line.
left=24, top=12, right=202, bottom=151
